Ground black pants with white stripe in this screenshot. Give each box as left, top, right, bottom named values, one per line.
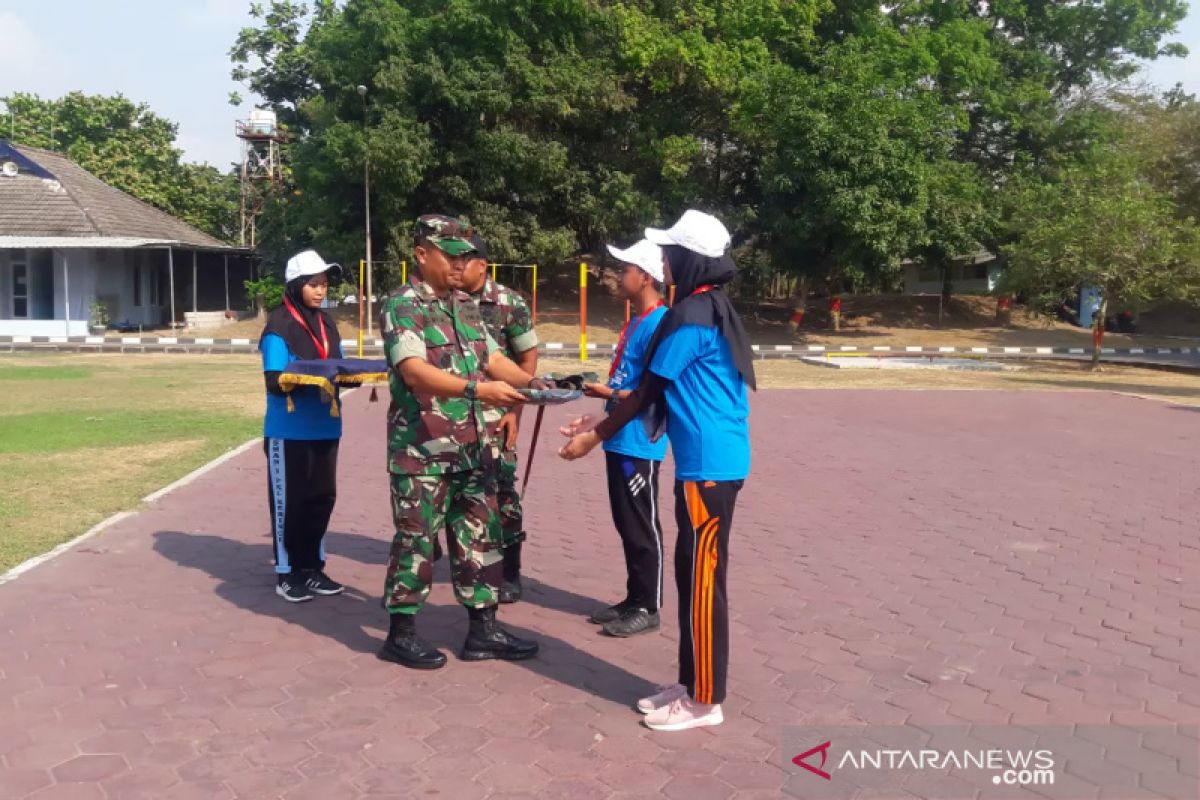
left=264, top=438, right=339, bottom=575
left=605, top=452, right=664, bottom=612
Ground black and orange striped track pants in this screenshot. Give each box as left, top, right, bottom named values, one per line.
left=674, top=478, right=743, bottom=706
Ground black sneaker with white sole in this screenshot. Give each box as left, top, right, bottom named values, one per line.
left=588, top=600, right=634, bottom=625
left=276, top=575, right=315, bottom=603
left=602, top=607, right=660, bottom=638
left=303, top=571, right=345, bottom=596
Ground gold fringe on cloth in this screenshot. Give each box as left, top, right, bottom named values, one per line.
left=277, top=372, right=389, bottom=417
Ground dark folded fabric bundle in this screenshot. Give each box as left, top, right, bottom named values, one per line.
left=518, top=387, right=583, bottom=405
left=279, top=358, right=390, bottom=416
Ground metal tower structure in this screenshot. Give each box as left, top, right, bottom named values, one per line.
left=236, top=108, right=285, bottom=249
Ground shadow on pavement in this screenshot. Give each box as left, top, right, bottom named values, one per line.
left=152, top=530, right=656, bottom=705
left=325, top=529, right=612, bottom=618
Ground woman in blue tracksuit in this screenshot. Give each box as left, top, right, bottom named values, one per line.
left=559, top=210, right=755, bottom=733
left=260, top=250, right=346, bottom=603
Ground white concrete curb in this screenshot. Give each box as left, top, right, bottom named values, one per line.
left=0, top=511, right=138, bottom=587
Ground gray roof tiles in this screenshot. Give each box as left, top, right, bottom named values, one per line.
left=0, top=142, right=235, bottom=250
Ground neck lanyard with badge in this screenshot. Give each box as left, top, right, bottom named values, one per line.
left=609, top=300, right=664, bottom=379
left=283, top=295, right=329, bottom=359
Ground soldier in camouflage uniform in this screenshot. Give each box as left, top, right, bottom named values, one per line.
left=377, top=214, right=542, bottom=670
left=455, top=232, right=538, bottom=604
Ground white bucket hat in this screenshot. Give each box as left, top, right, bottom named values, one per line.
left=605, top=239, right=665, bottom=283
left=644, top=209, right=731, bottom=258
left=285, top=249, right=342, bottom=283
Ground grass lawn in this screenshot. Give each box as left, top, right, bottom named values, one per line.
left=0, top=353, right=263, bottom=572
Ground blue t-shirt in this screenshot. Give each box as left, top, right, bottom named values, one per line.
left=261, top=333, right=344, bottom=441
left=649, top=324, right=750, bottom=482
left=603, top=305, right=669, bottom=462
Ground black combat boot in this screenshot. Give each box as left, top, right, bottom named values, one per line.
left=499, top=541, right=523, bottom=604
left=377, top=613, right=447, bottom=670
left=461, top=606, right=539, bottom=661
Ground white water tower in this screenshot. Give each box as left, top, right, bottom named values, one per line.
left=236, top=108, right=285, bottom=248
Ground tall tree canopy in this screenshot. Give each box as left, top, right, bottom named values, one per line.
left=230, top=0, right=1189, bottom=288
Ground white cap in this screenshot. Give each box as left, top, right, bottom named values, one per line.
left=606, top=239, right=664, bottom=283
left=644, top=209, right=731, bottom=258
left=285, top=249, right=341, bottom=283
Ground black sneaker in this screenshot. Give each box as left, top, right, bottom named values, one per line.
left=602, top=608, right=660, bottom=638
left=276, top=575, right=315, bottom=603
left=303, top=571, right=345, bottom=596
left=588, top=600, right=634, bottom=625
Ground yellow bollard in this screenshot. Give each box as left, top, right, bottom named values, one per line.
left=579, top=262, right=588, bottom=363
left=357, top=259, right=365, bottom=358
left=532, top=263, right=539, bottom=325
left=401, top=260, right=408, bottom=284
left=491, top=263, right=498, bottom=282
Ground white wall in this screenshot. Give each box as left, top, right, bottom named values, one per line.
left=56, top=249, right=98, bottom=324
left=0, top=248, right=98, bottom=336
left=0, top=250, right=96, bottom=338
left=0, top=247, right=207, bottom=334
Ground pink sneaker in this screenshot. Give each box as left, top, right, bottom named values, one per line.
left=636, top=683, right=687, bottom=715
left=643, top=696, right=724, bottom=731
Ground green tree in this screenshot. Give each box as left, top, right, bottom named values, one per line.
left=1001, top=154, right=1200, bottom=367
left=228, top=0, right=1191, bottom=293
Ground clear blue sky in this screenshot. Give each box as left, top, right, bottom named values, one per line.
left=1, top=0, right=1198, bottom=169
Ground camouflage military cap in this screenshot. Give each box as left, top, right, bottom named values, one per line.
left=415, top=214, right=478, bottom=257
left=467, top=231, right=490, bottom=261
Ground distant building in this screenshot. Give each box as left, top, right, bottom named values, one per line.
left=902, top=250, right=1002, bottom=295
left=0, top=141, right=252, bottom=336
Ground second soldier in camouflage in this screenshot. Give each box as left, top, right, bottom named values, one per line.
left=377, top=214, right=542, bottom=670
left=454, top=232, right=538, bottom=603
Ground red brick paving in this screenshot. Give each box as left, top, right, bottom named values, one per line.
left=1, top=389, right=1199, bottom=798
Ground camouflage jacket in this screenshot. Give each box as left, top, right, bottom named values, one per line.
left=470, top=277, right=538, bottom=429
left=380, top=278, right=499, bottom=476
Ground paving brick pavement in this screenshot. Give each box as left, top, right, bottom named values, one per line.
left=1, top=389, right=1199, bottom=799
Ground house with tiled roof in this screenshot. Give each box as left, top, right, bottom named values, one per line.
left=0, top=141, right=252, bottom=336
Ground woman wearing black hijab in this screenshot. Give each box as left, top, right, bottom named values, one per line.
left=261, top=250, right=346, bottom=603
left=560, top=210, right=755, bottom=732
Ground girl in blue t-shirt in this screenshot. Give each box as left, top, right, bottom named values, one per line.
left=260, top=250, right=346, bottom=604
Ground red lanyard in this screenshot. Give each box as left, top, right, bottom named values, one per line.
left=691, top=284, right=716, bottom=296
left=283, top=296, right=330, bottom=359
left=609, top=301, right=663, bottom=378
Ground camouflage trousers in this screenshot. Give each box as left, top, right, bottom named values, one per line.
left=496, top=444, right=525, bottom=548
left=384, top=470, right=504, bottom=614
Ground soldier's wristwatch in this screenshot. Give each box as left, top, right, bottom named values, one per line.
left=464, top=380, right=478, bottom=400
